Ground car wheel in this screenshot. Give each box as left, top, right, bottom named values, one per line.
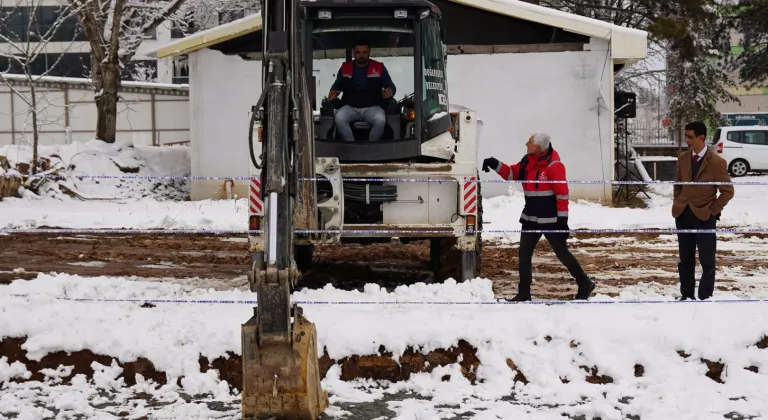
left=729, top=159, right=749, bottom=177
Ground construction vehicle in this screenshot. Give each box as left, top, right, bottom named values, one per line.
left=243, top=0, right=481, bottom=418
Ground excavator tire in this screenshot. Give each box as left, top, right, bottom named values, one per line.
left=295, top=244, right=314, bottom=272
left=241, top=310, right=329, bottom=420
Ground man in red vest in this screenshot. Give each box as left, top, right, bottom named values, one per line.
left=483, top=133, right=595, bottom=301
left=328, top=39, right=396, bottom=142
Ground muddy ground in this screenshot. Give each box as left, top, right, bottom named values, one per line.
left=2, top=231, right=767, bottom=418
left=2, top=230, right=767, bottom=299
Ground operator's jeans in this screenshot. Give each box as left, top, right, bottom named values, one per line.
left=334, top=105, right=386, bottom=142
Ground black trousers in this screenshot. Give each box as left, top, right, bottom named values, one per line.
left=675, top=206, right=717, bottom=299
left=518, top=232, right=590, bottom=293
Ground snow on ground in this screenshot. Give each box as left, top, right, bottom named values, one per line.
left=1, top=275, right=768, bottom=419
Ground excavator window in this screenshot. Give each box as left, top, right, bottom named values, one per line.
left=421, top=15, right=449, bottom=125
left=306, top=6, right=453, bottom=162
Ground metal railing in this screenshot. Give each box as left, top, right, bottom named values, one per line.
left=626, top=123, right=676, bottom=147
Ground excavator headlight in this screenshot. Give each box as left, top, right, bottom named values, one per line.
left=394, top=9, right=407, bottom=18
left=318, top=10, right=331, bottom=19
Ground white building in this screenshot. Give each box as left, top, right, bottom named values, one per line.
left=148, top=0, right=647, bottom=203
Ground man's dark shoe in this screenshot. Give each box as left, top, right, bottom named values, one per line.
left=508, top=293, right=531, bottom=302
left=574, top=279, right=595, bottom=300
left=678, top=296, right=696, bottom=301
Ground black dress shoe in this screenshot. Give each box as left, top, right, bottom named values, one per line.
left=508, top=293, right=531, bottom=302
left=678, top=296, right=696, bottom=301
left=574, top=279, right=596, bottom=300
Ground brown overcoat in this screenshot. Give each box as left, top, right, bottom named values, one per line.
left=672, top=148, right=735, bottom=221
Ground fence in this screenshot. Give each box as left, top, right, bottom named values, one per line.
left=626, top=122, right=677, bottom=147
left=0, top=74, right=190, bottom=147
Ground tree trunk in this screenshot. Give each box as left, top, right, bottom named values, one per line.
left=30, top=84, right=39, bottom=175
left=25, top=63, right=40, bottom=175
left=93, top=59, right=120, bottom=143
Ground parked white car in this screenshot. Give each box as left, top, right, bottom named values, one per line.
left=712, top=125, right=768, bottom=177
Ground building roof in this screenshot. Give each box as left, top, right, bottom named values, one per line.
left=146, top=13, right=263, bottom=60
left=148, top=0, right=646, bottom=63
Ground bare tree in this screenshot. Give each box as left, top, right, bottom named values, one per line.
left=66, top=0, right=187, bottom=143
left=0, top=0, right=88, bottom=174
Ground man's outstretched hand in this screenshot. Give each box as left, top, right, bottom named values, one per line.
left=382, top=87, right=393, bottom=99
left=328, top=90, right=340, bottom=101
left=482, top=157, right=499, bottom=173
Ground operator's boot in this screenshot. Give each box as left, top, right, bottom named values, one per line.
left=574, top=277, right=596, bottom=300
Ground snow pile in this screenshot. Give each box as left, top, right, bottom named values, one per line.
left=2, top=274, right=768, bottom=419
left=0, top=139, right=190, bottom=201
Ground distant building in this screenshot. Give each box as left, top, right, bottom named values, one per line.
left=716, top=31, right=768, bottom=117
left=0, top=0, right=256, bottom=84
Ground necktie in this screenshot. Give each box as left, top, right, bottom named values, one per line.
left=693, top=154, right=699, bottom=163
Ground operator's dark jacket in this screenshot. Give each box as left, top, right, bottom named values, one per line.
left=331, top=59, right=396, bottom=109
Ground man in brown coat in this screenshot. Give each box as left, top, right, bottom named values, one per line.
left=672, top=121, right=735, bottom=300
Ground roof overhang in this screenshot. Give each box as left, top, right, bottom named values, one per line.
left=145, top=13, right=263, bottom=59
left=454, top=0, right=647, bottom=64
left=149, top=0, right=647, bottom=65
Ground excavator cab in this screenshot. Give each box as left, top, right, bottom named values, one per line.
left=303, top=0, right=454, bottom=162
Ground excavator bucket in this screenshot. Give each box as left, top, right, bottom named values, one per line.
left=241, top=309, right=329, bottom=420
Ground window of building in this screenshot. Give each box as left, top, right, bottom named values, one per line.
left=172, top=58, right=189, bottom=84
left=143, top=26, right=157, bottom=40
left=122, top=60, right=158, bottom=82
left=0, top=52, right=90, bottom=77
left=170, top=13, right=196, bottom=39
left=1, top=6, right=86, bottom=42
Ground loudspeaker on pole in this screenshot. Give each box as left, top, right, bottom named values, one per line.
left=614, top=91, right=636, bottom=119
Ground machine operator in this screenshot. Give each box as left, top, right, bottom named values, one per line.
left=328, top=39, right=396, bottom=142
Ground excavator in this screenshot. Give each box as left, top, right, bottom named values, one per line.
left=243, top=0, right=481, bottom=418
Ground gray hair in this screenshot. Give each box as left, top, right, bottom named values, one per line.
left=531, top=132, right=551, bottom=151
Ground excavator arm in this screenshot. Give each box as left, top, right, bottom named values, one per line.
left=242, top=0, right=327, bottom=418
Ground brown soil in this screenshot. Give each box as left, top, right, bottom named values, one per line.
left=5, top=335, right=757, bottom=391
left=0, top=233, right=248, bottom=283
left=3, top=231, right=766, bottom=300
left=0, top=336, right=485, bottom=390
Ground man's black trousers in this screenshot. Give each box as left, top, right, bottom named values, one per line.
left=675, top=206, right=717, bottom=300
left=518, top=231, right=590, bottom=293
